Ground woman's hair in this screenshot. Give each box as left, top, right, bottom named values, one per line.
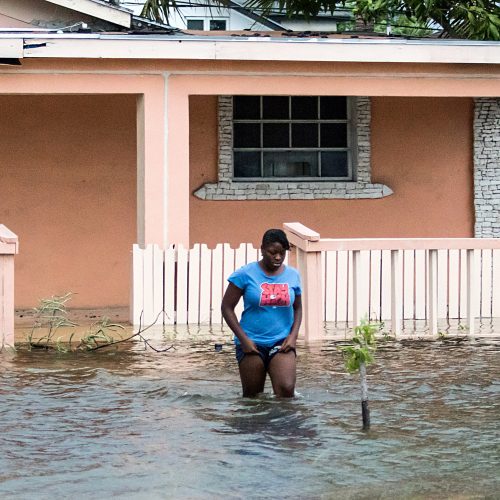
left=261, top=229, right=290, bottom=250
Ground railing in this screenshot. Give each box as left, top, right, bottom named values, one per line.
left=131, top=225, right=500, bottom=340
left=0, top=225, right=19, bottom=348
left=284, top=222, right=500, bottom=340
left=131, top=243, right=261, bottom=326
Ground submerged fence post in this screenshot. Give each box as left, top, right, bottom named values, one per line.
left=0, top=225, right=19, bottom=348
left=352, top=249, right=362, bottom=328
left=390, top=249, right=402, bottom=335
left=466, top=249, right=477, bottom=335
left=428, top=249, right=439, bottom=335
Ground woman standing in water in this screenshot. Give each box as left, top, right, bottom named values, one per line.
left=221, top=229, right=302, bottom=398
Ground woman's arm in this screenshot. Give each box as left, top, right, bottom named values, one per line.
left=281, top=294, right=302, bottom=352
left=221, top=283, right=259, bottom=354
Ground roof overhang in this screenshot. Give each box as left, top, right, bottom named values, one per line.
left=45, top=0, right=132, bottom=28
left=12, top=34, right=500, bottom=65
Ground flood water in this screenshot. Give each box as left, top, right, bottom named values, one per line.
left=1, top=327, right=499, bottom=499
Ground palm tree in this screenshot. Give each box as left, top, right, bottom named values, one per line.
left=140, top=0, right=500, bottom=39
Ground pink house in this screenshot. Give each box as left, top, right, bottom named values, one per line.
left=0, top=0, right=499, bottom=317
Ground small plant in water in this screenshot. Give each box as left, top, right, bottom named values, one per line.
left=26, top=294, right=174, bottom=354
left=27, top=293, right=124, bottom=352
left=340, top=318, right=380, bottom=430
left=27, top=293, right=78, bottom=350
left=77, top=318, right=124, bottom=350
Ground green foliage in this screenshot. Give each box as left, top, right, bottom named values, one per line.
left=140, top=0, right=500, bottom=40
left=141, top=0, right=180, bottom=23
left=353, top=0, right=500, bottom=40
left=26, top=292, right=78, bottom=349
left=77, top=318, right=125, bottom=351
left=340, top=318, right=379, bottom=373
left=380, top=327, right=395, bottom=342
left=26, top=294, right=124, bottom=352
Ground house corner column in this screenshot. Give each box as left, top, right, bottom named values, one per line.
left=474, top=97, right=500, bottom=238
left=166, top=76, right=190, bottom=247
left=136, top=81, right=167, bottom=248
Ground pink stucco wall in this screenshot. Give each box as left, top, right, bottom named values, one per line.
left=0, top=95, right=136, bottom=309
left=0, top=58, right=479, bottom=310
left=189, top=96, right=474, bottom=246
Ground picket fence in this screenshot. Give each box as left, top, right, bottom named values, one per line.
left=131, top=243, right=500, bottom=328
left=0, top=224, right=18, bottom=347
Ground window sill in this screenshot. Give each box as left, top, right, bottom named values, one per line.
left=193, top=181, right=393, bottom=200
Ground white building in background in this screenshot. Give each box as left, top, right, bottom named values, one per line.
left=120, top=0, right=351, bottom=32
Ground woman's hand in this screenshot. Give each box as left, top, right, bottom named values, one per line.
left=240, top=337, right=260, bottom=354
left=279, top=334, right=297, bottom=353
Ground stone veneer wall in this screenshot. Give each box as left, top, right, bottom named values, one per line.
left=194, top=96, right=392, bottom=200
left=474, top=98, right=500, bottom=238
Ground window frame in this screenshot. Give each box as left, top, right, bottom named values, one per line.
left=185, top=18, right=205, bottom=30
left=231, top=95, right=358, bottom=182
left=186, top=17, right=229, bottom=31
left=209, top=18, right=228, bottom=31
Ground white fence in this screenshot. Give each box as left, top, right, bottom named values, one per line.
left=0, top=224, right=18, bottom=347
left=132, top=243, right=261, bottom=326
left=322, top=248, right=500, bottom=323
left=131, top=242, right=500, bottom=328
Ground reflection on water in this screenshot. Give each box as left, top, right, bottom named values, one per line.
left=0, top=326, right=499, bottom=499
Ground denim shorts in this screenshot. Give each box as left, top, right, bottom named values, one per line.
left=235, top=338, right=296, bottom=369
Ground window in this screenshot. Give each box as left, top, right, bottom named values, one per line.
left=209, top=19, right=227, bottom=30
left=233, top=96, right=353, bottom=180
left=186, top=18, right=228, bottom=30
left=186, top=19, right=204, bottom=30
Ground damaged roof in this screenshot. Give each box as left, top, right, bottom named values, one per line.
left=0, top=0, right=177, bottom=33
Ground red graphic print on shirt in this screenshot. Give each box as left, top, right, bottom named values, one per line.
left=260, top=283, right=290, bottom=307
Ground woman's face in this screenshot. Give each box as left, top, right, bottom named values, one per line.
left=261, top=242, right=286, bottom=271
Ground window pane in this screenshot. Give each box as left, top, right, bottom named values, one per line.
left=292, top=123, right=318, bottom=148
left=263, top=96, right=289, bottom=119
left=234, top=152, right=261, bottom=177
left=263, top=123, right=289, bottom=148
left=187, top=19, right=204, bottom=30
left=321, top=151, right=348, bottom=177
left=320, top=96, right=347, bottom=119
left=209, top=19, right=227, bottom=30
left=263, top=151, right=318, bottom=177
left=291, top=97, right=317, bottom=119
left=320, top=123, right=347, bottom=148
left=233, top=96, right=260, bottom=120
left=234, top=123, right=260, bottom=148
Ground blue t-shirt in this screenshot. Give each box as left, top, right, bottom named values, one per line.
left=228, top=261, right=302, bottom=347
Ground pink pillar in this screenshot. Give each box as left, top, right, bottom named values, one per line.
left=166, top=76, right=190, bottom=246
left=300, top=248, right=323, bottom=341
left=137, top=85, right=167, bottom=247
left=0, top=225, right=18, bottom=348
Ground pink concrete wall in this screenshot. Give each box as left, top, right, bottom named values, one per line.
left=189, top=96, right=474, bottom=246
left=0, top=95, right=136, bottom=309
